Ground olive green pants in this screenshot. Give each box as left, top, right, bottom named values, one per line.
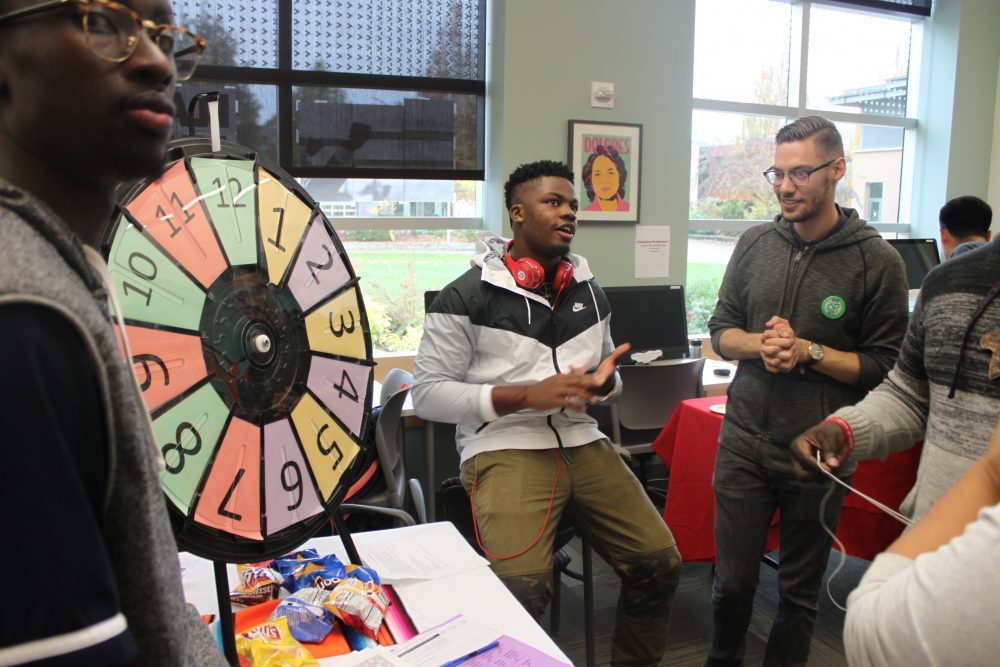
left=460, top=439, right=682, bottom=667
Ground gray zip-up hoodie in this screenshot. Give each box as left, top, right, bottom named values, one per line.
left=709, top=207, right=908, bottom=454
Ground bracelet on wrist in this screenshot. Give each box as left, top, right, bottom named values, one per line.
left=822, top=416, right=854, bottom=461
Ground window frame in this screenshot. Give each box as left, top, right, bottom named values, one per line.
left=181, top=0, right=486, bottom=181
left=180, top=0, right=489, bottom=232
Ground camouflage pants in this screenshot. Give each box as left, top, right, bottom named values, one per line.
left=460, top=439, right=682, bottom=667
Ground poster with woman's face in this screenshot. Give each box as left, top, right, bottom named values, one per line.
left=569, top=121, right=641, bottom=223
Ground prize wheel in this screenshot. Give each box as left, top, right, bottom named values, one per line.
left=101, top=138, right=374, bottom=562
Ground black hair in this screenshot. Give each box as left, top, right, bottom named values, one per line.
left=776, top=115, right=844, bottom=158
left=503, top=160, right=575, bottom=226
left=581, top=144, right=627, bottom=202
left=939, top=195, right=993, bottom=239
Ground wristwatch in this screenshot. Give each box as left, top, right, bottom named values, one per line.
left=805, top=341, right=825, bottom=366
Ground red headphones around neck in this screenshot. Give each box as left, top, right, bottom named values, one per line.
left=504, top=241, right=574, bottom=292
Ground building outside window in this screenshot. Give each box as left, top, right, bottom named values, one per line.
left=688, top=0, right=922, bottom=334
left=867, top=182, right=885, bottom=223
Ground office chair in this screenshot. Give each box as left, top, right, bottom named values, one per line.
left=382, top=368, right=427, bottom=520
left=439, top=478, right=596, bottom=667
left=340, top=370, right=427, bottom=526
left=610, top=357, right=706, bottom=485
left=380, top=367, right=412, bottom=402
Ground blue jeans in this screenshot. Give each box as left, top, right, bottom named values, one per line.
left=707, top=442, right=848, bottom=667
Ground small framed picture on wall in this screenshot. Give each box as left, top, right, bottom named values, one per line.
left=568, top=120, right=642, bottom=223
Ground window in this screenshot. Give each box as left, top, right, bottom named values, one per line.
left=688, top=0, right=921, bottom=333
left=867, top=182, right=885, bottom=222
left=171, top=0, right=487, bottom=352
left=171, top=0, right=484, bottom=179
left=293, top=176, right=481, bottom=351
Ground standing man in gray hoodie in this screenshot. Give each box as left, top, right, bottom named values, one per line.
left=705, top=116, right=908, bottom=667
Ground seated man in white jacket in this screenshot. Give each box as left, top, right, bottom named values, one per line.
left=844, top=417, right=1000, bottom=667
left=412, top=160, right=682, bottom=667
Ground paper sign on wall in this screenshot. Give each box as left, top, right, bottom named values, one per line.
left=635, top=226, right=670, bottom=278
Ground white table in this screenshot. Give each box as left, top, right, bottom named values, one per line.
left=180, top=522, right=569, bottom=665
left=701, top=357, right=736, bottom=395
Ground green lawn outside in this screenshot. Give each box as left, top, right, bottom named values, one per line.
left=350, top=251, right=471, bottom=304
left=685, top=262, right=727, bottom=334
left=686, top=262, right=727, bottom=285
left=348, top=250, right=471, bottom=352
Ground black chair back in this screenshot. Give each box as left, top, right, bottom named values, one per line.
left=440, top=477, right=482, bottom=554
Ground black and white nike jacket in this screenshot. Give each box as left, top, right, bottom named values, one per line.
left=412, top=233, right=621, bottom=465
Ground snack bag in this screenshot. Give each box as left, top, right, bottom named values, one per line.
left=324, top=565, right=389, bottom=640
left=235, top=616, right=319, bottom=667
left=269, top=588, right=334, bottom=644
left=231, top=563, right=282, bottom=608
left=270, top=549, right=320, bottom=583
left=271, top=550, right=348, bottom=593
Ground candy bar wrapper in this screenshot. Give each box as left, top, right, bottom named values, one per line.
left=271, top=550, right=348, bottom=593
left=231, top=563, right=282, bottom=609
left=324, top=571, right=389, bottom=640
left=269, top=588, right=334, bottom=644
left=235, top=616, right=319, bottom=667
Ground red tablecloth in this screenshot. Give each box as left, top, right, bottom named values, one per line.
left=652, top=396, right=923, bottom=562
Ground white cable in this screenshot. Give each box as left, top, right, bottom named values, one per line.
left=818, top=481, right=849, bottom=612
left=815, top=451, right=915, bottom=527
left=815, top=451, right=914, bottom=612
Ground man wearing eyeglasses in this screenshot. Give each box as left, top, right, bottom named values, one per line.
left=0, top=2, right=223, bottom=665
left=705, top=116, right=907, bottom=667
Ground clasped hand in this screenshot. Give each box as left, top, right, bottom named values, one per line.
left=759, top=315, right=804, bottom=374
left=525, top=343, right=630, bottom=411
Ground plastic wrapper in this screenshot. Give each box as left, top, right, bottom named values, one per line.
left=269, top=588, right=334, bottom=644
left=235, top=616, right=319, bottom=666
left=230, top=563, right=282, bottom=608
left=271, top=549, right=348, bottom=593
left=324, top=564, right=389, bottom=640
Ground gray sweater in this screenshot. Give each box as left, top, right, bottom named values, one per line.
left=709, top=208, right=908, bottom=458
left=0, top=180, right=227, bottom=666
left=832, top=238, right=1000, bottom=519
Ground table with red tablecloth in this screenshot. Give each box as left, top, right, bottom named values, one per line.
left=652, top=396, right=923, bottom=562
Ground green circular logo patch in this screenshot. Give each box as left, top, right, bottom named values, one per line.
left=821, top=295, right=846, bottom=320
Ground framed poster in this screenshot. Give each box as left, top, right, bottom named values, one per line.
left=568, top=120, right=642, bottom=223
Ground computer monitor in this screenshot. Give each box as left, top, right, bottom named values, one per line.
left=603, top=285, right=689, bottom=362
left=886, top=239, right=941, bottom=290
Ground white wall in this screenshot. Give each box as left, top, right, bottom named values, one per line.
left=911, top=0, right=1000, bottom=237
left=988, top=54, right=1000, bottom=219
